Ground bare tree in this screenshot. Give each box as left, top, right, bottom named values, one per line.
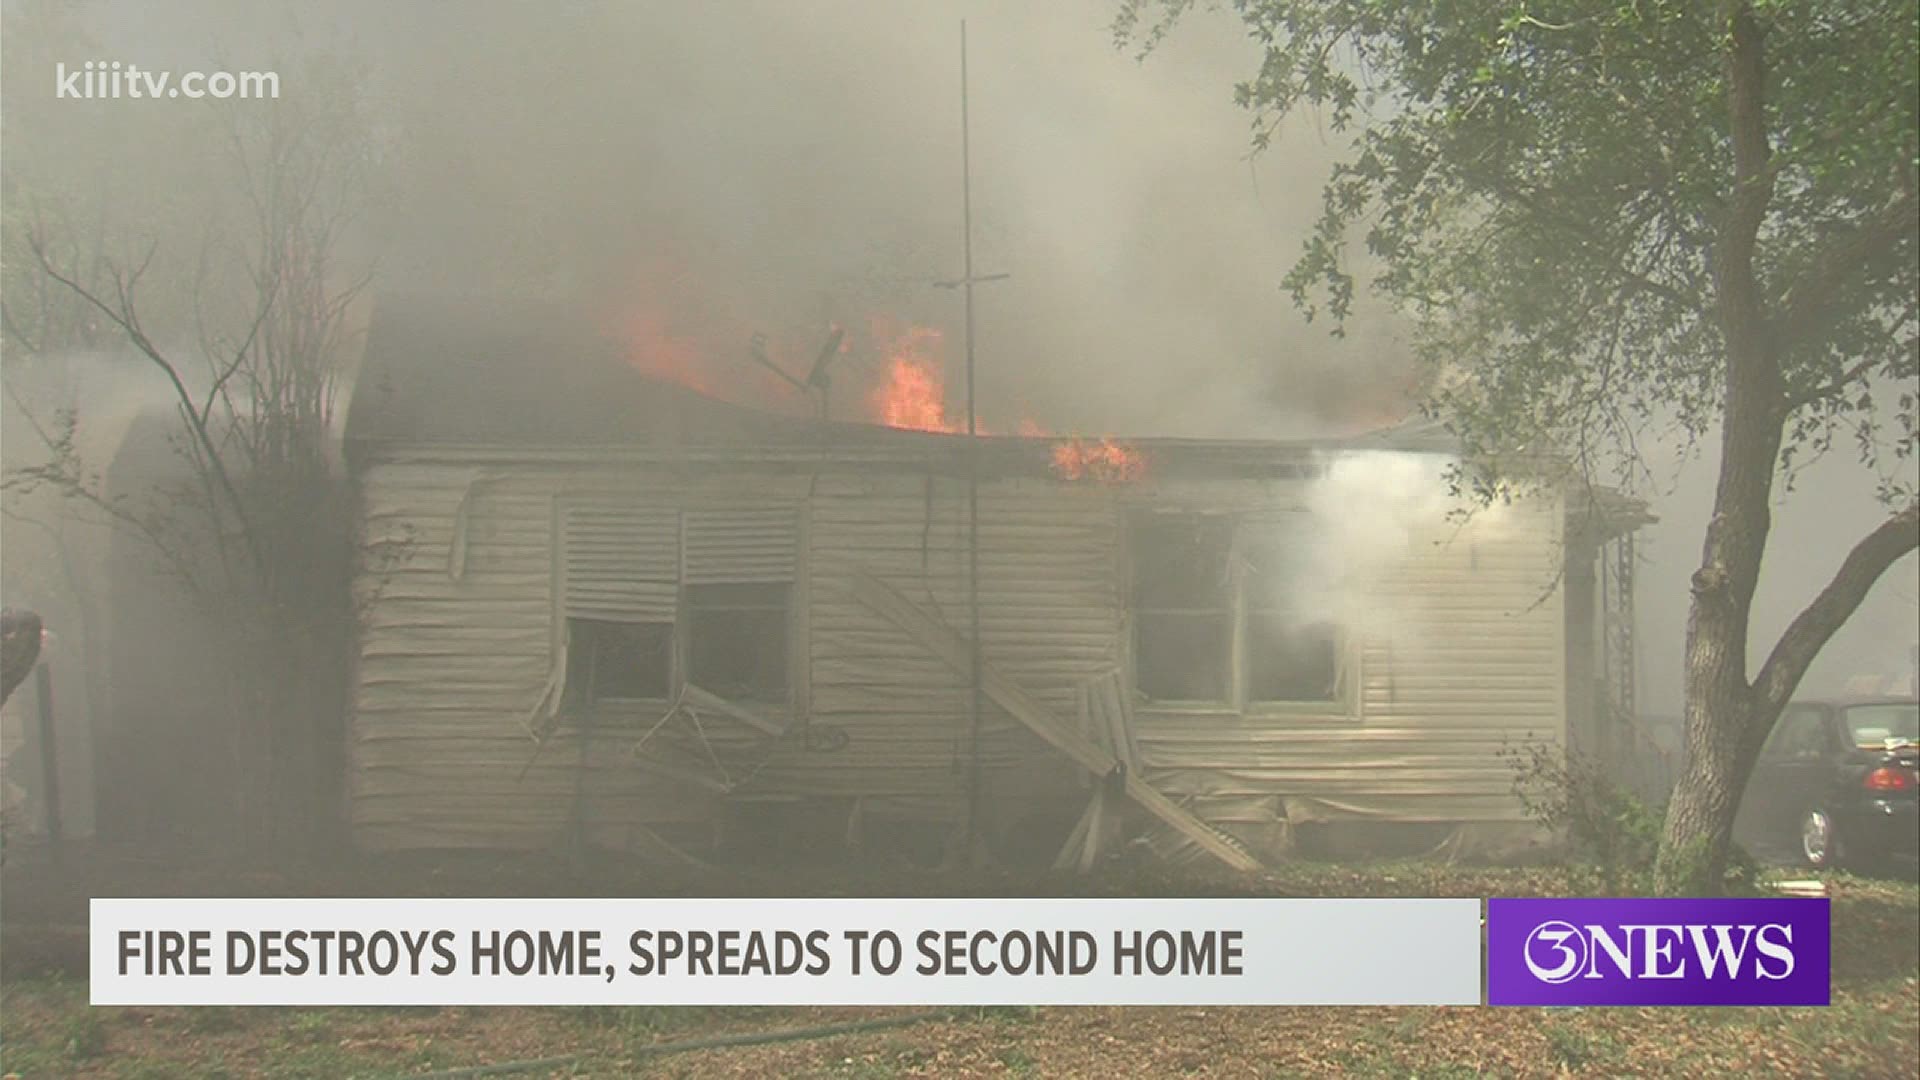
left=3, top=61, right=373, bottom=854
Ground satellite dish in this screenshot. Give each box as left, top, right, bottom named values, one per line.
left=746, top=326, right=850, bottom=419
left=806, top=326, right=846, bottom=390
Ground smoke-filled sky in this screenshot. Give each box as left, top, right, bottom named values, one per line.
left=4, top=0, right=1913, bottom=708
left=11, top=0, right=1411, bottom=437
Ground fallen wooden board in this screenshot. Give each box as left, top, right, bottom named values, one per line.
left=1052, top=792, right=1096, bottom=871
left=1080, top=785, right=1113, bottom=873
left=850, top=569, right=1260, bottom=872
left=1052, top=772, right=1123, bottom=873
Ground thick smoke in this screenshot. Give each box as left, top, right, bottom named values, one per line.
left=1635, top=439, right=1920, bottom=712
left=1291, top=451, right=1463, bottom=629
left=5, top=0, right=1912, bottom=726
left=9, top=0, right=1415, bottom=437
left=1279, top=450, right=1544, bottom=665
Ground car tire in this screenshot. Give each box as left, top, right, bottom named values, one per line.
left=1800, top=808, right=1842, bottom=869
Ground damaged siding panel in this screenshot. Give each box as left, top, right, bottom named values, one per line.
left=1131, top=733, right=1547, bottom=822
left=353, top=466, right=567, bottom=847
left=351, top=463, right=715, bottom=851
left=352, top=465, right=549, bottom=846
left=351, top=454, right=1567, bottom=849
left=800, top=477, right=1120, bottom=813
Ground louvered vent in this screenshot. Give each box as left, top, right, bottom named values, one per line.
left=560, top=504, right=679, bottom=621
left=683, top=505, right=798, bottom=584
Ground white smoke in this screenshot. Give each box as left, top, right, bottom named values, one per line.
left=1279, top=450, right=1464, bottom=630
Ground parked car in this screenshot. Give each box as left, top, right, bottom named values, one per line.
left=1733, top=698, right=1919, bottom=871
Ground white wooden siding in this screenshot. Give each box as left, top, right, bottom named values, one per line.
left=348, top=456, right=1566, bottom=851
left=793, top=474, right=1117, bottom=817
left=352, top=465, right=714, bottom=850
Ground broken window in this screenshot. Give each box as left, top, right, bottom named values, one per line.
left=1131, top=513, right=1233, bottom=702
left=1242, top=518, right=1341, bottom=704
left=1129, top=510, right=1344, bottom=708
left=560, top=505, right=680, bottom=706
left=556, top=501, right=798, bottom=711
left=687, top=583, right=789, bottom=702
left=1246, top=615, right=1339, bottom=703
left=682, top=507, right=795, bottom=703
left=567, top=618, right=672, bottom=700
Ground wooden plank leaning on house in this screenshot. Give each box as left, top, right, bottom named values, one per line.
left=849, top=569, right=1261, bottom=873
left=1053, top=671, right=1145, bottom=871
left=1054, top=681, right=1113, bottom=872
left=1053, top=782, right=1111, bottom=872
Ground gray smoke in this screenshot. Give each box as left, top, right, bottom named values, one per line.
left=5, top=0, right=1413, bottom=437
left=6, top=0, right=1911, bottom=725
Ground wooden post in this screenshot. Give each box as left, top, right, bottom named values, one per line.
left=34, top=662, right=63, bottom=860
left=959, top=18, right=985, bottom=864
left=1563, top=530, right=1598, bottom=762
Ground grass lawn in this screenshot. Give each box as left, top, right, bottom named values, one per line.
left=1, top=857, right=1914, bottom=1078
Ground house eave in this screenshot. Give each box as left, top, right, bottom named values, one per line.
left=343, top=433, right=1467, bottom=482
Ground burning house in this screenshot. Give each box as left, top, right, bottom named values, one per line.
left=340, top=297, right=1646, bottom=868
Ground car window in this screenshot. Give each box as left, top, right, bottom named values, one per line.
left=1763, top=708, right=1830, bottom=761
left=1843, top=703, right=1919, bottom=747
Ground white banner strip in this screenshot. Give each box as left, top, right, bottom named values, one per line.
left=92, top=897, right=1480, bottom=1006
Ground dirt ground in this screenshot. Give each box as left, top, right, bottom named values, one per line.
left=2, top=844, right=1915, bottom=1078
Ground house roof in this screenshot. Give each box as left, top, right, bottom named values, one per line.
left=343, top=295, right=1462, bottom=477
left=345, top=294, right=823, bottom=449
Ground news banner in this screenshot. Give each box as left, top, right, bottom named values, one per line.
left=92, top=896, right=1828, bottom=1007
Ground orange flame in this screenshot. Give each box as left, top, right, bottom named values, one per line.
left=1051, top=437, right=1147, bottom=483
left=869, top=324, right=960, bottom=432
left=879, top=357, right=950, bottom=430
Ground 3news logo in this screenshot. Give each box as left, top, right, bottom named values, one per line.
left=1487, top=898, right=1830, bottom=1006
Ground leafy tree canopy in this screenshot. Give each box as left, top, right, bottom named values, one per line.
left=1123, top=0, right=1918, bottom=497
left=1123, top=0, right=1918, bottom=892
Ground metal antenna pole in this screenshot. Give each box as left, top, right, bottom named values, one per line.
left=914, top=21, right=1007, bottom=864
left=960, top=18, right=985, bottom=864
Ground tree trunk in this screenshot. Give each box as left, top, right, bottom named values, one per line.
left=1652, top=4, right=1920, bottom=893
left=1654, top=2, right=1781, bottom=896
left=1658, top=501, right=1920, bottom=893
left=1655, top=674, right=1772, bottom=893
left=1654, top=314, right=1781, bottom=894
left=1655, top=487, right=1775, bottom=894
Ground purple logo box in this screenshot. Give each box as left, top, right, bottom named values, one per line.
left=1487, top=898, right=1829, bottom=1006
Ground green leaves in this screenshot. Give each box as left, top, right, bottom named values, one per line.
left=1130, top=0, right=1919, bottom=494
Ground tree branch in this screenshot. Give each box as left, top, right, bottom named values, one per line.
left=1783, top=354, right=1879, bottom=415
left=1484, top=179, right=1704, bottom=317
left=1773, top=189, right=1920, bottom=368
left=201, top=273, right=282, bottom=421
left=1750, top=501, right=1920, bottom=715
left=26, top=229, right=265, bottom=574
left=1716, top=2, right=1775, bottom=346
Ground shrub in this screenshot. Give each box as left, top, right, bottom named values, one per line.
left=1502, top=740, right=1663, bottom=891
